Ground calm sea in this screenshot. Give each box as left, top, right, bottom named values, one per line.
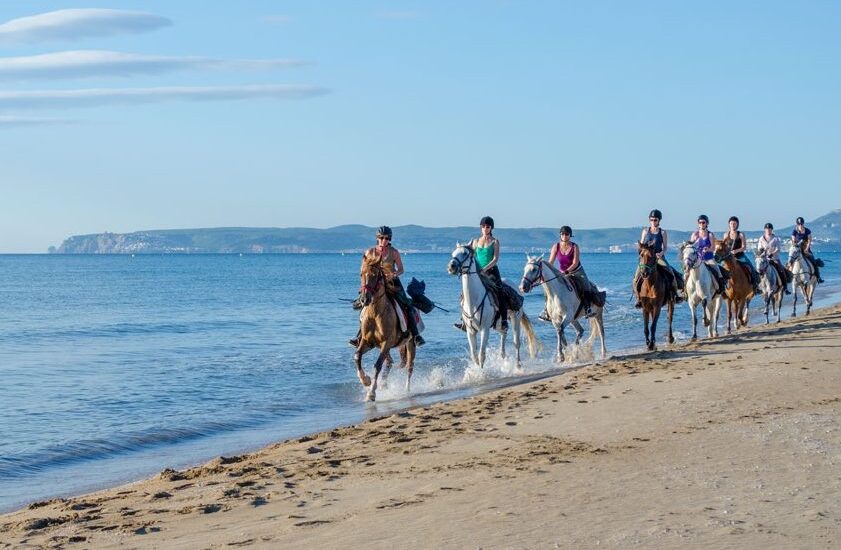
left=2, top=251, right=839, bottom=512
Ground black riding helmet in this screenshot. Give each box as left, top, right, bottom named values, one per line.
left=649, top=209, right=662, bottom=220
left=764, top=222, right=774, bottom=230
left=559, top=225, right=573, bottom=236
left=376, top=225, right=393, bottom=238
left=479, top=216, right=494, bottom=229
left=796, top=216, right=805, bottom=225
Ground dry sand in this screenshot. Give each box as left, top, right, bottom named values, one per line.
left=3, top=305, right=841, bottom=549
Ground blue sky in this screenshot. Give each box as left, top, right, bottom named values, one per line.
left=1, top=1, right=839, bottom=252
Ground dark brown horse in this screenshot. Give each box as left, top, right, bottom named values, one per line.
left=637, top=241, right=674, bottom=350
left=354, top=255, right=415, bottom=401
left=714, top=240, right=754, bottom=333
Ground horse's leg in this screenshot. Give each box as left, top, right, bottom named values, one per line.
left=555, top=318, right=569, bottom=363
left=648, top=307, right=660, bottom=351
left=380, top=349, right=395, bottom=389
left=466, top=327, right=480, bottom=368
left=775, top=290, right=783, bottom=323
left=499, top=316, right=507, bottom=360
left=478, top=327, right=490, bottom=368
left=405, top=341, right=415, bottom=393
left=354, top=343, right=373, bottom=387
left=571, top=319, right=584, bottom=345
left=689, top=300, right=698, bottom=340
left=806, top=281, right=814, bottom=315
left=643, top=309, right=651, bottom=350
left=791, top=283, right=798, bottom=317
left=366, top=348, right=389, bottom=401
left=666, top=301, right=675, bottom=344
left=702, top=298, right=710, bottom=327
left=726, top=299, right=733, bottom=335
left=711, top=297, right=721, bottom=338
left=593, top=313, right=607, bottom=358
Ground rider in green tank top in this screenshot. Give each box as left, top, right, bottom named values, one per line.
left=454, top=216, right=509, bottom=331
left=475, top=243, right=495, bottom=270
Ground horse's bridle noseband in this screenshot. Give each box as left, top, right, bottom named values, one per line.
left=450, top=246, right=478, bottom=275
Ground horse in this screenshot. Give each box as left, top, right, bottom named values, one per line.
left=755, top=250, right=784, bottom=324
left=679, top=242, right=721, bottom=339
left=636, top=241, right=674, bottom=350
left=519, top=255, right=606, bottom=363
left=447, top=243, right=539, bottom=369
left=713, top=240, right=754, bottom=334
left=787, top=243, right=817, bottom=316
left=353, top=255, right=415, bottom=401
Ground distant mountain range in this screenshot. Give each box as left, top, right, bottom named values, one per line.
left=51, top=210, right=841, bottom=254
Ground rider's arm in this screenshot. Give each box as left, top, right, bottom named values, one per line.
left=566, top=243, right=581, bottom=272
left=391, top=248, right=405, bottom=279
left=805, top=233, right=813, bottom=253
left=659, top=229, right=668, bottom=259
left=548, top=242, right=558, bottom=266
left=709, top=232, right=717, bottom=254
left=482, top=239, right=500, bottom=272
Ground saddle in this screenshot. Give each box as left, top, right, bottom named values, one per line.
left=478, top=273, right=524, bottom=312
left=704, top=263, right=728, bottom=294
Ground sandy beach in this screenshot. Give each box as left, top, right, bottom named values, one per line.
left=3, top=305, right=841, bottom=549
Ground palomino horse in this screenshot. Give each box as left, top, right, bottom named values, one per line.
left=447, top=243, right=538, bottom=369
left=637, top=241, right=674, bottom=350
left=519, top=256, right=606, bottom=363
left=787, top=243, right=817, bottom=316
left=714, top=240, right=754, bottom=334
left=679, top=242, right=721, bottom=339
left=755, top=250, right=785, bottom=324
left=354, top=256, right=415, bottom=401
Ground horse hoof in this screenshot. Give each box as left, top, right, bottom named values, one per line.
left=668, top=337, right=675, bottom=344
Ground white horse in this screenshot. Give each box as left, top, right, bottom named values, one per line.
left=447, top=243, right=538, bottom=369
left=519, top=255, right=606, bottom=363
left=679, top=243, right=721, bottom=339
left=755, top=250, right=785, bottom=324
left=787, top=244, right=817, bottom=316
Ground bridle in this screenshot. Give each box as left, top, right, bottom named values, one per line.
left=638, top=246, right=658, bottom=280
left=521, top=258, right=563, bottom=292
left=449, top=246, right=478, bottom=275
left=360, top=262, right=387, bottom=305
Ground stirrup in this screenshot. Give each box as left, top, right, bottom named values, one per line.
left=500, top=319, right=509, bottom=330
left=348, top=337, right=360, bottom=348
left=538, top=310, right=551, bottom=322
left=453, top=321, right=466, bottom=332
left=414, top=335, right=425, bottom=346
left=784, top=287, right=791, bottom=294
left=818, top=277, right=825, bottom=284
left=634, top=300, right=642, bottom=309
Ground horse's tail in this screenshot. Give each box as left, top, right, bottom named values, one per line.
left=519, top=312, right=542, bottom=358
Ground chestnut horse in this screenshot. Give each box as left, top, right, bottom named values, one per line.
left=637, top=241, right=674, bottom=350
left=714, top=240, right=754, bottom=333
left=354, top=255, right=415, bottom=401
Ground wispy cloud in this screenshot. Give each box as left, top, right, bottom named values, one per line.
left=0, top=114, right=74, bottom=126
left=0, top=85, right=330, bottom=109
left=0, top=50, right=310, bottom=80
left=0, top=9, right=171, bottom=44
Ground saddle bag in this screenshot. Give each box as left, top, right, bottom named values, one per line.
left=501, top=283, right=524, bottom=311
left=407, top=277, right=435, bottom=314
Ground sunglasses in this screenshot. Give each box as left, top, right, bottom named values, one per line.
left=698, top=221, right=708, bottom=225
left=649, top=218, right=659, bottom=222
left=377, top=236, right=391, bottom=241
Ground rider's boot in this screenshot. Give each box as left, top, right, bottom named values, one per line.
left=406, top=308, right=425, bottom=346
left=816, top=266, right=824, bottom=284
left=348, top=330, right=361, bottom=348
left=453, top=320, right=466, bottom=331
left=499, top=302, right=509, bottom=331
left=633, top=272, right=642, bottom=308
left=538, top=308, right=551, bottom=322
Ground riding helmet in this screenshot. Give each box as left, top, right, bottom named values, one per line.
left=698, top=214, right=709, bottom=223
left=559, top=225, right=573, bottom=236
left=796, top=216, right=805, bottom=225
left=376, top=225, right=393, bottom=238
left=479, top=216, right=495, bottom=229
left=729, top=216, right=740, bottom=225
left=649, top=209, right=662, bottom=220
left=764, top=222, right=774, bottom=230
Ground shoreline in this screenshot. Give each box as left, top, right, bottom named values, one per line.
left=3, top=304, right=841, bottom=548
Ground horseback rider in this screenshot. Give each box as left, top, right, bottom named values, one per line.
left=688, top=214, right=727, bottom=292
left=757, top=222, right=791, bottom=294
left=349, top=226, right=425, bottom=347
left=722, top=216, right=761, bottom=294
left=454, top=216, right=511, bottom=331
left=539, top=226, right=604, bottom=319
left=790, top=216, right=824, bottom=283
left=632, top=209, right=684, bottom=308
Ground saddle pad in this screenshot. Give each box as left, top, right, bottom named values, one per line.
left=392, top=299, right=408, bottom=332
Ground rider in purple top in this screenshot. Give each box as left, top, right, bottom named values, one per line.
left=688, top=214, right=726, bottom=291
left=790, top=216, right=824, bottom=283
left=538, top=226, right=604, bottom=320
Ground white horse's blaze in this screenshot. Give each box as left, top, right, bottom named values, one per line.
left=520, top=256, right=606, bottom=363
left=681, top=244, right=721, bottom=339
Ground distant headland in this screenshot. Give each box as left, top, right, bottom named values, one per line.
left=51, top=210, right=841, bottom=254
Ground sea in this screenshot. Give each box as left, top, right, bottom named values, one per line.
left=2, top=251, right=840, bottom=512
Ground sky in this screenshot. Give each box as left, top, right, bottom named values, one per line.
left=1, top=1, right=839, bottom=253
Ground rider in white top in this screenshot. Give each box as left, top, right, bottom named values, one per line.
left=756, top=222, right=791, bottom=294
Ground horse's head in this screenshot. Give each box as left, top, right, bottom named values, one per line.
left=714, top=240, right=732, bottom=262
left=359, top=255, right=386, bottom=306
left=755, top=250, right=769, bottom=275
left=447, top=242, right=475, bottom=275
left=680, top=241, right=699, bottom=271
left=788, top=243, right=801, bottom=263
left=519, top=255, right=544, bottom=294
left=638, top=241, right=658, bottom=279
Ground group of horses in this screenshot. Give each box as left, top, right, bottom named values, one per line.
left=352, top=240, right=820, bottom=401
left=638, top=239, right=819, bottom=351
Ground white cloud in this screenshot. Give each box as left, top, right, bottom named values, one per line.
left=0, top=85, right=330, bottom=109
left=0, top=50, right=309, bottom=80
left=0, top=114, right=74, bottom=126
left=0, top=9, right=171, bottom=44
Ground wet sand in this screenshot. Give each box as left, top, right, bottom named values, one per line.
left=3, top=305, right=841, bottom=549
